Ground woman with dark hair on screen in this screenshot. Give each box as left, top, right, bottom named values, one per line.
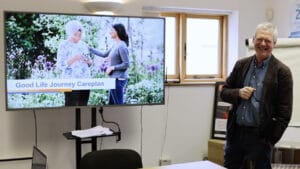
left=90, top=23, right=130, bottom=104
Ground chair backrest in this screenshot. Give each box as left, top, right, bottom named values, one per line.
left=80, top=149, right=143, bottom=169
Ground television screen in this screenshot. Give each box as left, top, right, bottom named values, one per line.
left=4, top=11, right=165, bottom=110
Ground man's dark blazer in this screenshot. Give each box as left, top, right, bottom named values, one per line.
left=221, top=54, right=293, bottom=145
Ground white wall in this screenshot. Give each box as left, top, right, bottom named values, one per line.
left=0, top=0, right=275, bottom=169
left=273, top=0, right=298, bottom=37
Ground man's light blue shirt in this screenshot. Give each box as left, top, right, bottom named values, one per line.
left=236, top=55, right=271, bottom=127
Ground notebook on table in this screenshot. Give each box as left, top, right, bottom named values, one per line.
left=31, top=146, right=47, bottom=169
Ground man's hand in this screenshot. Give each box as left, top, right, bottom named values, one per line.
left=106, top=66, right=115, bottom=75
left=239, top=86, right=256, bottom=100
left=67, top=54, right=83, bottom=66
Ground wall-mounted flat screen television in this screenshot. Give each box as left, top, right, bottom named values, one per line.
left=4, top=11, right=165, bottom=110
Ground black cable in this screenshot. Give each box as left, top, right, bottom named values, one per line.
left=0, top=157, right=32, bottom=162
left=161, top=86, right=170, bottom=157
left=98, top=106, right=121, bottom=141
left=33, top=109, right=38, bottom=147
left=140, top=105, right=144, bottom=157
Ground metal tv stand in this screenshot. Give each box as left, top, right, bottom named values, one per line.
left=63, top=107, right=121, bottom=169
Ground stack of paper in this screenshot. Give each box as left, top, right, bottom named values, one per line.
left=71, top=125, right=113, bottom=138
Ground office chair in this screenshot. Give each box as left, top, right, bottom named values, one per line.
left=80, top=149, right=143, bottom=169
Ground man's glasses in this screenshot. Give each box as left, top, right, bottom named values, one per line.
left=255, top=38, right=273, bottom=44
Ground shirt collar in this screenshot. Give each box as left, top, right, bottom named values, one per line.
left=254, top=55, right=272, bottom=69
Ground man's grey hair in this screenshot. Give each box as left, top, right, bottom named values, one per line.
left=254, top=22, right=278, bottom=44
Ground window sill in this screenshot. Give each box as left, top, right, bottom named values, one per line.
left=165, top=78, right=226, bottom=86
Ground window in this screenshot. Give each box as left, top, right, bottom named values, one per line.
left=162, top=13, right=228, bottom=84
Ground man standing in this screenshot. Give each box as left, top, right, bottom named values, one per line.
left=221, top=22, right=293, bottom=169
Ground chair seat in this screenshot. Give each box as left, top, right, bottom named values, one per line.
left=80, top=149, right=143, bottom=169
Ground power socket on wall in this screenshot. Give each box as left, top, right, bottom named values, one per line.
left=159, top=157, right=172, bottom=166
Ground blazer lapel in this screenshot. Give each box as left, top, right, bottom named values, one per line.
left=262, top=55, right=278, bottom=104
left=264, top=55, right=277, bottom=87
left=239, top=55, right=254, bottom=86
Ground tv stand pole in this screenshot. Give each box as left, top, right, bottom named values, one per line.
left=75, top=108, right=82, bottom=169
left=63, top=107, right=121, bottom=169
left=74, top=107, right=97, bottom=168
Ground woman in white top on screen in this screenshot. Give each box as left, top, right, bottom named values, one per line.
left=57, top=20, right=92, bottom=106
